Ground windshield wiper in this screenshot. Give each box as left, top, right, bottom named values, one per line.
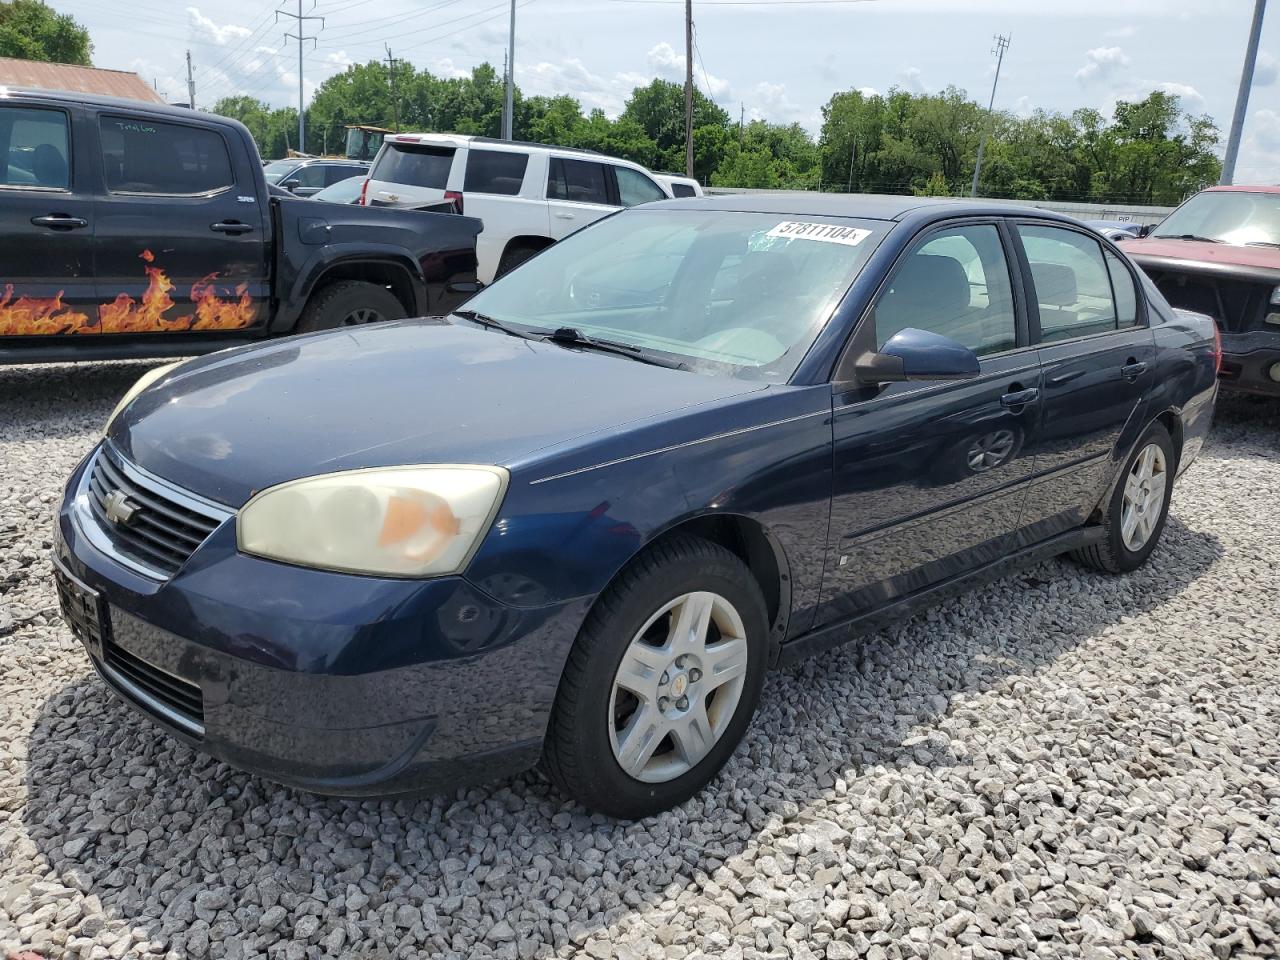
left=1153, top=233, right=1222, bottom=244
left=1244, top=240, right=1280, bottom=249
left=541, top=326, right=687, bottom=370
left=453, top=309, right=541, bottom=341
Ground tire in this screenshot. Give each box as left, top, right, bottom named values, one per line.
left=295, top=280, right=407, bottom=334
left=542, top=536, right=769, bottom=819
left=1071, top=422, right=1176, bottom=574
left=495, top=242, right=543, bottom=279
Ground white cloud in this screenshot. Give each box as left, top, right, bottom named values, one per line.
left=898, top=66, right=927, bottom=94
left=1012, top=95, right=1034, bottom=118
left=185, top=7, right=251, bottom=46
left=1155, top=81, right=1205, bottom=110
left=645, top=41, right=732, bottom=102
left=1255, top=51, right=1278, bottom=88
left=1235, top=108, right=1280, bottom=184
left=1075, top=46, right=1130, bottom=84
left=857, top=86, right=879, bottom=98
left=428, top=58, right=472, bottom=80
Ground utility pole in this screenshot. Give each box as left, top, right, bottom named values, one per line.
left=970, top=33, right=1009, bottom=197
left=384, top=45, right=402, bottom=132
left=185, top=50, right=195, bottom=108
left=277, top=0, right=323, bottom=154
left=847, top=140, right=857, bottom=193
left=503, top=0, right=516, bottom=140
left=684, top=0, right=694, bottom=176
left=1221, top=0, right=1267, bottom=184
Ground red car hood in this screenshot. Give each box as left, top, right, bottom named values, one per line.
left=1125, top=237, right=1280, bottom=271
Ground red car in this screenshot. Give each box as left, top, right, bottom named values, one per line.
left=1125, top=185, right=1280, bottom=397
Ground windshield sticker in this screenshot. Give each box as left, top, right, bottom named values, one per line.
left=765, top=221, right=871, bottom=247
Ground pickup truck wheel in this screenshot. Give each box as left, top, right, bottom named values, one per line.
left=296, top=280, right=407, bottom=333
left=541, top=536, right=768, bottom=819
left=1071, top=422, right=1175, bottom=574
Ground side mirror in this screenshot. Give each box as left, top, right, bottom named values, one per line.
left=282, top=178, right=300, bottom=192
left=446, top=280, right=484, bottom=296
left=852, top=328, right=981, bottom=384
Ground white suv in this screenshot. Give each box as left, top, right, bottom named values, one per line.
left=362, top=135, right=670, bottom=283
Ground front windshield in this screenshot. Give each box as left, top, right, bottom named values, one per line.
left=1154, top=190, right=1280, bottom=246
left=315, top=176, right=364, bottom=202
left=461, top=209, right=887, bottom=380
left=263, top=160, right=300, bottom=184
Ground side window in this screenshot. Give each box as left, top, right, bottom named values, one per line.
left=324, top=165, right=359, bottom=186
left=1105, top=249, right=1140, bottom=328
left=1020, top=225, right=1118, bottom=342
left=99, top=115, right=233, bottom=196
left=671, top=183, right=697, bottom=198
left=873, top=224, right=1018, bottom=357
left=547, top=157, right=610, bottom=205
left=0, top=106, right=70, bottom=189
left=292, top=164, right=327, bottom=189
left=615, top=166, right=666, bottom=206
left=464, top=149, right=529, bottom=195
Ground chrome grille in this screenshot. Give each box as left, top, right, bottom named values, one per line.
left=81, top=445, right=231, bottom=579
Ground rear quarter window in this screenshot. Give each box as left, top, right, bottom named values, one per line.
left=671, top=183, right=697, bottom=198
left=371, top=143, right=455, bottom=188
left=464, top=149, right=529, bottom=195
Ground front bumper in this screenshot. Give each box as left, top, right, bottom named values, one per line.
left=1219, top=331, right=1280, bottom=398
left=54, top=450, right=588, bottom=797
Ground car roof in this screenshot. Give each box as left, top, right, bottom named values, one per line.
left=2, top=85, right=225, bottom=121
left=1202, top=184, right=1280, bottom=195
left=655, top=192, right=1073, bottom=223
left=384, top=132, right=609, bottom=160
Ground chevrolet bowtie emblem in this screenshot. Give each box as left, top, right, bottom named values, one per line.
left=103, top=489, right=139, bottom=526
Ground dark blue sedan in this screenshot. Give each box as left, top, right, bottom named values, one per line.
left=53, top=195, right=1219, bottom=818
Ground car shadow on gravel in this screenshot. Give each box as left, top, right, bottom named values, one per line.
left=17, top=513, right=1224, bottom=956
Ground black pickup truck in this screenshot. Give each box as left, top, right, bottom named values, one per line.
left=0, top=89, right=482, bottom=363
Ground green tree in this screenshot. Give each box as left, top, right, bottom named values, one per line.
left=0, top=0, right=91, bottom=64
left=621, top=79, right=730, bottom=169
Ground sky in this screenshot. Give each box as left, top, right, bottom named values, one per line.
left=57, top=0, right=1280, bottom=182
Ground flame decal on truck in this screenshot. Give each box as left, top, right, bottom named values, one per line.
left=0, top=250, right=256, bottom=336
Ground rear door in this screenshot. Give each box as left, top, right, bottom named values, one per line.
left=546, top=157, right=618, bottom=240
left=365, top=140, right=455, bottom=208
left=1012, top=222, right=1156, bottom=543
left=819, top=220, right=1044, bottom=624
left=90, top=110, right=268, bottom=335
left=0, top=99, right=98, bottom=338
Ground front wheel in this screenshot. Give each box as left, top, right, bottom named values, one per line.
left=1071, top=422, right=1175, bottom=574
left=542, top=536, right=769, bottom=819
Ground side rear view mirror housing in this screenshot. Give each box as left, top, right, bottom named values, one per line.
left=282, top=178, right=300, bottom=191
left=446, top=280, right=484, bottom=296
left=1137, top=223, right=1153, bottom=238
left=851, top=328, right=981, bottom=384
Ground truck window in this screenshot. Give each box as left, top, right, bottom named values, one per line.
left=99, top=115, right=233, bottom=196
left=548, top=158, right=610, bottom=206
left=372, top=143, right=454, bottom=188
left=0, top=106, right=70, bottom=190
left=614, top=166, right=666, bottom=207
left=671, top=183, right=697, bottom=198
left=464, top=149, right=529, bottom=196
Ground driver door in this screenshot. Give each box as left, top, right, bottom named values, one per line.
left=817, top=220, right=1044, bottom=625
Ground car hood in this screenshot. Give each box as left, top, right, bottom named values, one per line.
left=110, top=319, right=765, bottom=507
left=1124, top=237, right=1280, bottom=271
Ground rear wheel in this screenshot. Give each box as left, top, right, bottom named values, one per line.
left=295, top=280, right=406, bottom=334
left=1071, top=422, right=1175, bottom=573
left=495, top=242, right=544, bottom=279
left=542, top=536, right=769, bottom=819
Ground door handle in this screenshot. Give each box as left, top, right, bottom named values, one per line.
left=31, top=215, right=88, bottom=230
left=1121, top=360, right=1148, bottom=380
left=554, top=212, right=576, bottom=220
left=211, top=221, right=253, bottom=235
left=1001, top=387, right=1039, bottom=408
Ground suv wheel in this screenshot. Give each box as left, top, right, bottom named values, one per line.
left=297, top=280, right=406, bottom=333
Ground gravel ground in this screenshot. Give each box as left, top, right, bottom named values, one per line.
left=1, top=361, right=1278, bottom=960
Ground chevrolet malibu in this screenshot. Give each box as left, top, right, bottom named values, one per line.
left=54, top=196, right=1219, bottom=818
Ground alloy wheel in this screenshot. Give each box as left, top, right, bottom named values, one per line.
left=1120, top=442, right=1168, bottom=552
left=608, top=591, right=749, bottom=783
left=342, top=307, right=384, bottom=326
left=966, top=429, right=1017, bottom=472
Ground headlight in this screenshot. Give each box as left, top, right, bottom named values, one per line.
left=237, top=466, right=509, bottom=577
left=104, top=361, right=183, bottom=435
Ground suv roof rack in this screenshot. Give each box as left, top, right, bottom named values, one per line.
left=467, top=136, right=607, bottom=158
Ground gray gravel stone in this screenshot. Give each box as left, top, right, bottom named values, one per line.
left=1, top=367, right=1279, bottom=960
